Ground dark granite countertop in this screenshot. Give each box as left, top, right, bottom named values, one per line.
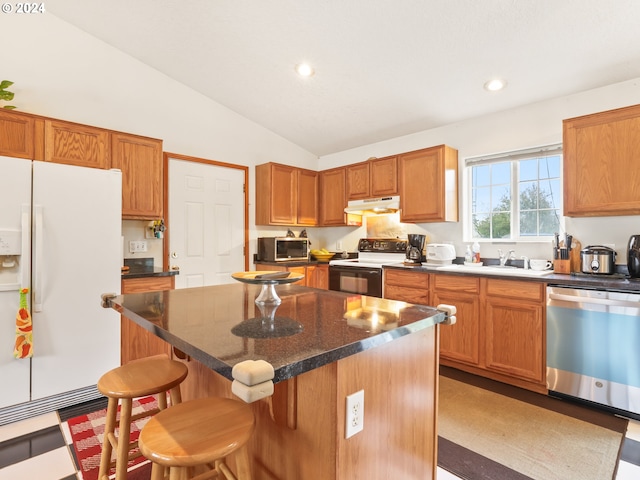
left=105, top=283, right=445, bottom=383
left=121, top=257, right=179, bottom=279
left=384, top=263, right=640, bottom=292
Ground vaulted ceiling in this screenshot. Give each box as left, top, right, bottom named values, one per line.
left=48, top=1, right=640, bottom=156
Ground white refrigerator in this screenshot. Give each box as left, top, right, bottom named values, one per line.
left=0, top=156, right=121, bottom=410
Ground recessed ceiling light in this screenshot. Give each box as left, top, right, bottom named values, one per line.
left=295, top=63, right=314, bottom=77
left=484, top=78, right=507, bottom=92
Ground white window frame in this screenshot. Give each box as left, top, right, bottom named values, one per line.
left=464, top=143, right=564, bottom=243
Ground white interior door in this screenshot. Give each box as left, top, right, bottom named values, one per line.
left=169, top=159, right=245, bottom=289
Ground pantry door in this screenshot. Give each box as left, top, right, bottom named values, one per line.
left=168, top=155, right=248, bottom=289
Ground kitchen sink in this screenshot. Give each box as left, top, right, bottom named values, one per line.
left=436, top=264, right=554, bottom=277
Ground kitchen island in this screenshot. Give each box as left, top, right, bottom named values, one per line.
left=104, top=282, right=446, bottom=480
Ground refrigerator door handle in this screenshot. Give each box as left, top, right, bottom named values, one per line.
left=34, top=204, right=43, bottom=312
left=21, top=204, right=30, bottom=290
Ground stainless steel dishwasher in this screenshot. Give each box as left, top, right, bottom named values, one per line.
left=547, top=285, right=640, bottom=416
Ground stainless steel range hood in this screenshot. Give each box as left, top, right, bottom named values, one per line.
left=344, top=196, right=400, bottom=215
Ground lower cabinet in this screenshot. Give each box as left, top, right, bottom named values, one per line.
left=383, top=268, right=547, bottom=393
left=121, top=276, right=174, bottom=364
left=255, top=264, right=328, bottom=289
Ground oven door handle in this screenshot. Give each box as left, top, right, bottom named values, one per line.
left=329, top=265, right=382, bottom=276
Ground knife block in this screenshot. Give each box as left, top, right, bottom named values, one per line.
left=553, top=259, right=570, bottom=274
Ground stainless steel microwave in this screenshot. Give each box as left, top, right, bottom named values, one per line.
left=257, top=237, right=309, bottom=262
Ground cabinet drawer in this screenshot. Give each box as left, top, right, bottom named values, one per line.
left=385, top=269, right=429, bottom=289
left=485, top=278, right=544, bottom=301
left=122, top=276, right=174, bottom=293
left=384, top=284, right=429, bottom=305
left=434, top=274, right=479, bottom=294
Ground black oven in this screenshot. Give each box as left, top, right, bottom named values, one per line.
left=329, top=265, right=383, bottom=298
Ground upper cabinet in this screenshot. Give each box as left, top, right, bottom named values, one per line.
left=44, top=119, right=110, bottom=169
left=399, top=145, right=458, bottom=223
left=0, top=110, right=35, bottom=159
left=111, top=133, right=164, bottom=220
left=320, top=167, right=347, bottom=226
left=563, top=104, right=640, bottom=217
left=255, top=162, right=318, bottom=226
left=346, top=156, right=398, bottom=200
left=0, top=109, right=165, bottom=219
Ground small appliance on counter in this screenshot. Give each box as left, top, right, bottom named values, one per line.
left=423, top=243, right=456, bottom=267
left=628, top=235, right=640, bottom=278
left=404, top=234, right=426, bottom=265
left=580, top=245, right=616, bottom=275
left=257, top=237, right=309, bottom=262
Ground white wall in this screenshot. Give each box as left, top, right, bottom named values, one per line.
left=6, top=13, right=640, bottom=266
left=318, top=78, right=640, bottom=264
left=4, top=13, right=318, bottom=265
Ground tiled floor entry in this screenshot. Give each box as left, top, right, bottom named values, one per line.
left=0, top=387, right=639, bottom=479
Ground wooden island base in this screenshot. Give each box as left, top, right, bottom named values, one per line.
left=176, top=326, right=439, bottom=480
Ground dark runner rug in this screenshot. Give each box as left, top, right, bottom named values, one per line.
left=438, top=367, right=628, bottom=480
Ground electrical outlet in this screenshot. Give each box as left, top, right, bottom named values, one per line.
left=129, top=241, right=148, bottom=253
left=345, top=390, right=364, bottom=438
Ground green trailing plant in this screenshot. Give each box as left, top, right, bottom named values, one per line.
left=0, top=80, right=16, bottom=109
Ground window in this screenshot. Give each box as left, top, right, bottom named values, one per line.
left=466, top=144, right=562, bottom=241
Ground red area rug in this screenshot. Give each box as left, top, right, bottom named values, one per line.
left=67, top=395, right=157, bottom=480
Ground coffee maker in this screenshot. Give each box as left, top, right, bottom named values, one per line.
left=405, top=234, right=426, bottom=265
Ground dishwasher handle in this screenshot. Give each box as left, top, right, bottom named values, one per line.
left=547, top=292, right=640, bottom=309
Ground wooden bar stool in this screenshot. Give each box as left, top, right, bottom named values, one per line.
left=138, top=396, right=256, bottom=480
left=97, top=355, right=189, bottom=480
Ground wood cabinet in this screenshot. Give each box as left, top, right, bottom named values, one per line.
left=0, top=109, right=35, bottom=158
left=346, top=156, right=398, bottom=200
left=111, top=132, right=164, bottom=219
left=315, top=264, right=329, bottom=290
left=483, top=279, right=545, bottom=384
left=255, top=163, right=318, bottom=226
left=255, top=263, right=329, bottom=289
left=319, top=167, right=362, bottom=226
left=44, top=119, right=110, bottom=169
left=384, top=269, right=430, bottom=304
left=432, top=275, right=481, bottom=367
left=383, top=268, right=547, bottom=393
left=563, top=104, right=640, bottom=216
left=121, top=276, right=175, bottom=364
left=399, top=145, right=458, bottom=223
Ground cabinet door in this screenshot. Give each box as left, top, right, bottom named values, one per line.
left=297, top=168, right=319, bottom=225
left=346, top=162, right=370, bottom=200
left=370, top=156, right=398, bottom=197
left=483, top=278, right=545, bottom=383
left=111, top=132, right=163, bottom=219
left=44, top=119, right=110, bottom=168
left=320, top=167, right=349, bottom=225
left=383, top=269, right=429, bottom=304
left=399, top=145, right=458, bottom=223
left=304, top=265, right=317, bottom=287
left=0, top=110, right=34, bottom=158
left=563, top=104, right=640, bottom=216
left=315, top=265, right=329, bottom=290
left=287, top=266, right=307, bottom=285
left=121, top=276, right=174, bottom=364
left=255, top=163, right=297, bottom=225
left=432, top=275, right=480, bottom=366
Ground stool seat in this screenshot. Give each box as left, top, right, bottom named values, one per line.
left=97, top=356, right=188, bottom=480
left=97, top=356, right=189, bottom=399
left=139, top=397, right=255, bottom=479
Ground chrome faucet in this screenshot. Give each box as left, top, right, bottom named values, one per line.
left=521, top=255, right=530, bottom=270
left=498, top=249, right=515, bottom=267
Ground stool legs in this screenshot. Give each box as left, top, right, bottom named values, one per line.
left=98, top=397, right=118, bottom=480
left=115, top=398, right=133, bottom=480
